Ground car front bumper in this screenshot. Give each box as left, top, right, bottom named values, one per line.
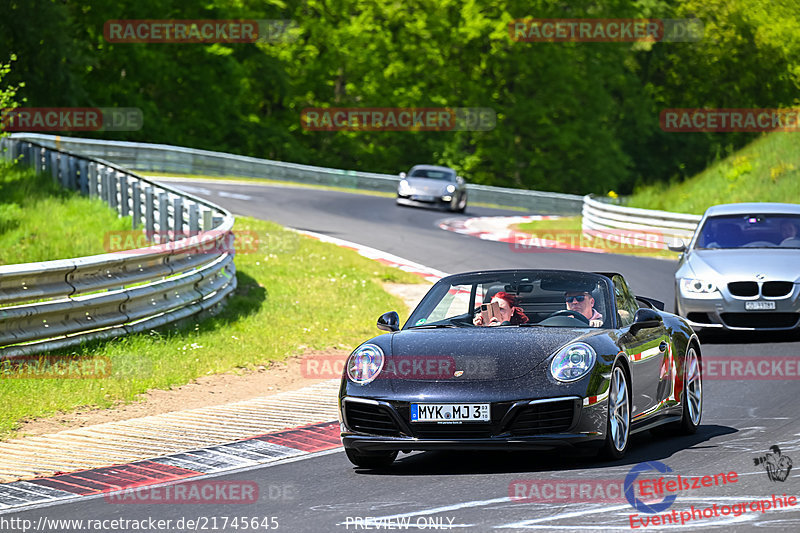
left=677, top=283, right=800, bottom=331
left=340, top=395, right=607, bottom=452
left=396, top=193, right=454, bottom=208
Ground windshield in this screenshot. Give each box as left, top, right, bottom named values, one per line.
left=694, top=214, right=800, bottom=249
left=409, top=168, right=454, bottom=180
left=405, top=271, right=613, bottom=329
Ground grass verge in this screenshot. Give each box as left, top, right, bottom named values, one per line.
left=512, top=217, right=678, bottom=260
left=0, top=161, right=133, bottom=265
left=628, top=132, right=800, bottom=214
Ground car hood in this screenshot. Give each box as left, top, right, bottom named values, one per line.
left=387, top=327, right=600, bottom=382
left=405, top=177, right=450, bottom=195
left=687, top=249, right=800, bottom=282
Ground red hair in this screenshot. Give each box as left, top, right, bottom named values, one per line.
left=492, top=291, right=529, bottom=325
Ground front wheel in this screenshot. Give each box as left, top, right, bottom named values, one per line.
left=599, top=364, right=630, bottom=460
left=345, top=448, right=398, bottom=468
left=678, top=345, right=702, bottom=434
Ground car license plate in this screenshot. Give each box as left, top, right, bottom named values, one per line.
left=745, top=301, right=776, bottom=310
left=410, top=403, right=490, bottom=422
left=413, top=195, right=434, bottom=202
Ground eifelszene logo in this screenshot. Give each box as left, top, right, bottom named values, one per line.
left=625, top=461, right=677, bottom=513
left=754, top=445, right=793, bottom=482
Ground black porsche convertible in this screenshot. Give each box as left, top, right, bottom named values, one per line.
left=339, top=269, right=702, bottom=468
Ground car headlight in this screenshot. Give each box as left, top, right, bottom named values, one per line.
left=445, top=184, right=456, bottom=193
left=680, top=278, right=718, bottom=295
left=550, top=342, right=596, bottom=382
left=346, top=344, right=384, bottom=384
left=398, top=180, right=412, bottom=195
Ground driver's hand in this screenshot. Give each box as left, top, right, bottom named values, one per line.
left=473, top=315, right=484, bottom=326
left=589, top=319, right=602, bottom=327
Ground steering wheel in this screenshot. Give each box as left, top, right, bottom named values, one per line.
left=547, top=309, right=590, bottom=324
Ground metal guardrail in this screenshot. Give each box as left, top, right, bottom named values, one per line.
left=582, top=194, right=702, bottom=249
left=0, top=137, right=237, bottom=358
left=9, top=134, right=584, bottom=215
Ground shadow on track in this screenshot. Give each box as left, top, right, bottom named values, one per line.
left=351, top=424, right=737, bottom=476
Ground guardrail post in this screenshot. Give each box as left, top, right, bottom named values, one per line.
left=67, top=156, right=78, bottom=190
left=109, top=170, right=119, bottom=212
left=145, top=186, right=155, bottom=238
left=119, top=174, right=130, bottom=217
left=49, top=151, right=58, bottom=182
left=18, top=142, right=30, bottom=166
left=88, top=163, right=98, bottom=198
left=59, top=154, right=69, bottom=188
left=188, top=203, right=199, bottom=233
left=158, top=191, right=169, bottom=241
left=131, top=181, right=142, bottom=228
left=33, top=146, right=43, bottom=174
left=202, top=209, right=213, bottom=231
left=172, top=197, right=184, bottom=238
left=77, top=159, right=89, bottom=195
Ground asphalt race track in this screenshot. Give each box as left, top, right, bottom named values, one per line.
left=7, top=179, right=800, bottom=532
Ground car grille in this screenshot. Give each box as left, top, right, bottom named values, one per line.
left=720, top=313, right=800, bottom=329
left=762, top=281, right=794, bottom=297
left=344, top=402, right=402, bottom=437
left=728, top=282, right=758, bottom=297
left=727, top=281, right=794, bottom=298
left=507, top=400, right=576, bottom=436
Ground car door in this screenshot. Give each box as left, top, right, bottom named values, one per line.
left=612, top=275, right=670, bottom=420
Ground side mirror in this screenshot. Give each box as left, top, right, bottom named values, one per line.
left=456, top=176, right=465, bottom=185
left=667, top=238, right=687, bottom=253
left=629, top=308, right=663, bottom=334
left=377, top=311, right=400, bottom=332
left=399, top=172, right=407, bottom=179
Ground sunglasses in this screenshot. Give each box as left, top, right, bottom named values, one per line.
left=565, top=295, right=588, bottom=303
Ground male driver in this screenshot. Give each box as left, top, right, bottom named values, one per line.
left=564, top=290, right=603, bottom=327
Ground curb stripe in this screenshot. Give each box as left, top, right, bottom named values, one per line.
left=0, top=421, right=340, bottom=512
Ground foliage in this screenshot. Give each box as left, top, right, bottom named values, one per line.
left=0, top=0, right=798, bottom=194
left=628, top=131, right=800, bottom=214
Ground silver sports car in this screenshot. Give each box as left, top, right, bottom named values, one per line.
left=396, top=164, right=467, bottom=212
left=671, top=203, right=800, bottom=331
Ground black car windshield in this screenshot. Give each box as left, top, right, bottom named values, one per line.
left=694, top=214, right=800, bottom=249
left=409, top=169, right=454, bottom=180
left=405, top=271, right=613, bottom=329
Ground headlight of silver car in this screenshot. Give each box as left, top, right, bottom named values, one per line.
left=398, top=180, right=412, bottom=195
left=550, top=342, right=596, bottom=382
left=680, top=278, right=719, bottom=297
left=445, top=184, right=456, bottom=194
left=346, top=344, right=384, bottom=384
